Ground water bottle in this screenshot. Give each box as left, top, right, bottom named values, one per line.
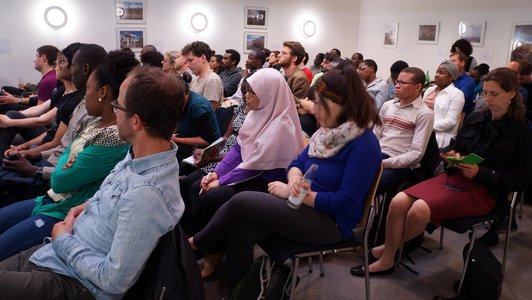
left=287, top=164, right=318, bottom=209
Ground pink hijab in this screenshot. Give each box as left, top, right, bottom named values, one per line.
left=237, top=68, right=305, bottom=170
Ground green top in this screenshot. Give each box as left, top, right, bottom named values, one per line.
left=32, top=142, right=129, bottom=220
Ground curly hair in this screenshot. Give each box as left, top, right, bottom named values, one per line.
left=93, top=50, right=140, bottom=100
left=182, top=41, right=213, bottom=61
left=283, top=41, right=306, bottom=65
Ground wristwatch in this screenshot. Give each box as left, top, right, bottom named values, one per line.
left=34, top=167, right=44, bottom=180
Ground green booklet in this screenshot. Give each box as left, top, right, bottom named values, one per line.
left=446, top=153, right=484, bottom=168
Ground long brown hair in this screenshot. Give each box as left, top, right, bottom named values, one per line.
left=314, top=60, right=381, bottom=128
left=483, top=67, right=526, bottom=122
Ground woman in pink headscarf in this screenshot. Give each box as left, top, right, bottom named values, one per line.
left=184, top=68, right=305, bottom=237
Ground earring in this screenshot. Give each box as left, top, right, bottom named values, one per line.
left=98, top=97, right=102, bottom=102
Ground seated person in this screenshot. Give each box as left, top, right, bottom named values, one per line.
left=0, top=45, right=59, bottom=113
left=161, top=50, right=181, bottom=75
left=172, top=72, right=221, bottom=162
left=387, top=60, right=409, bottom=100
left=470, top=63, right=490, bottom=98
left=0, top=44, right=109, bottom=202
left=179, top=100, right=247, bottom=234
left=358, top=59, right=389, bottom=110
left=182, top=68, right=305, bottom=239
left=423, top=60, right=465, bottom=148
left=0, top=50, right=137, bottom=260
left=188, top=62, right=382, bottom=292
left=351, top=68, right=531, bottom=276
left=0, top=43, right=85, bottom=157
left=0, top=67, right=185, bottom=300
left=374, top=67, right=434, bottom=194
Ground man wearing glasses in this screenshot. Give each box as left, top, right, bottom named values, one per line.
left=0, top=67, right=185, bottom=300
left=373, top=67, right=434, bottom=194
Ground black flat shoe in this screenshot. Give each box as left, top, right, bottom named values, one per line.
left=350, top=264, right=395, bottom=277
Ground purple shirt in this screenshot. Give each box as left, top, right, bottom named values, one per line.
left=37, top=70, right=57, bottom=102
left=214, top=142, right=286, bottom=185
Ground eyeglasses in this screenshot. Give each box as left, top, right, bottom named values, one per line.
left=395, top=80, right=417, bottom=86
left=111, top=100, right=128, bottom=114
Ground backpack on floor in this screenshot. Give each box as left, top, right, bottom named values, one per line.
left=230, top=256, right=294, bottom=300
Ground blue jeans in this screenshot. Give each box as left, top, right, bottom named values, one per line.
left=0, top=199, right=61, bottom=262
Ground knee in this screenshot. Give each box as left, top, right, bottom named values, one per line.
left=407, top=200, right=431, bottom=223
left=389, top=192, right=413, bottom=214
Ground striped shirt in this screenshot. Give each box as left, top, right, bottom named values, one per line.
left=374, top=95, right=434, bottom=169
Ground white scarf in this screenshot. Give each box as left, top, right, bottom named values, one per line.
left=308, top=121, right=365, bottom=158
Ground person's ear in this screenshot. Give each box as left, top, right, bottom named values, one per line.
left=83, top=63, right=90, bottom=76
left=99, top=86, right=109, bottom=101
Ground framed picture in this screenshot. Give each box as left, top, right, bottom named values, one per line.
left=243, top=32, right=267, bottom=54
left=458, top=21, right=486, bottom=47
left=509, top=22, right=532, bottom=52
left=244, top=6, right=268, bottom=29
left=383, top=22, right=399, bottom=48
left=116, top=28, right=146, bottom=52
left=417, top=22, right=440, bottom=45
left=115, top=0, right=146, bottom=24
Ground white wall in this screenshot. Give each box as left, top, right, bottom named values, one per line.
left=357, top=0, right=532, bottom=79
left=0, top=0, right=360, bottom=87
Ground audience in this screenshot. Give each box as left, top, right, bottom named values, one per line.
left=183, top=68, right=305, bottom=277
left=0, top=44, right=106, bottom=203
left=140, top=50, right=164, bottom=68
left=387, top=60, right=409, bottom=100
left=449, top=51, right=476, bottom=114
left=470, top=63, right=490, bottom=97
left=422, top=60, right=465, bottom=148
left=189, top=62, right=382, bottom=293
left=183, top=41, right=224, bottom=110
left=507, top=60, right=531, bottom=105
left=0, top=49, right=136, bottom=261
left=171, top=73, right=221, bottom=162
left=310, top=53, right=324, bottom=76
left=1, top=45, right=59, bottom=113
left=374, top=67, right=434, bottom=194
left=351, top=52, right=364, bottom=68
left=161, top=50, right=181, bottom=76
left=0, top=66, right=185, bottom=300
left=358, top=59, right=389, bottom=110
left=210, top=54, right=223, bottom=75
left=451, top=39, right=477, bottom=73
left=352, top=68, right=531, bottom=276
left=268, top=50, right=280, bottom=70
left=219, top=49, right=242, bottom=97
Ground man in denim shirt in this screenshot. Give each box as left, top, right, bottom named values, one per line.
left=0, top=67, right=186, bottom=300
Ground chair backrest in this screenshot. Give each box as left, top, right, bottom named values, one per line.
left=357, top=165, right=383, bottom=228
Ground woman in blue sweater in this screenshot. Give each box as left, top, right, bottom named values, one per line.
left=189, top=61, right=382, bottom=290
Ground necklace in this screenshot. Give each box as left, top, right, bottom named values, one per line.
left=97, top=119, right=117, bottom=128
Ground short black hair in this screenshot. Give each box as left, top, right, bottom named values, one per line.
left=330, top=48, right=341, bottom=57
left=37, top=45, right=60, bottom=66
left=361, top=59, right=378, bottom=72
left=182, top=41, right=213, bottom=61
left=75, top=44, right=108, bottom=89
left=263, top=48, right=271, bottom=58
left=225, top=49, right=241, bottom=66
left=140, top=51, right=164, bottom=68
left=62, top=43, right=85, bottom=66
left=401, top=67, right=426, bottom=86
left=324, top=51, right=339, bottom=62
left=254, top=48, right=267, bottom=66
left=126, top=67, right=186, bottom=139
left=451, top=39, right=473, bottom=57
left=93, top=50, right=139, bottom=100
left=390, top=60, right=409, bottom=73
left=472, top=63, right=490, bottom=76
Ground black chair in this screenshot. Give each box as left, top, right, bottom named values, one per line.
left=434, top=191, right=520, bottom=295
left=124, top=224, right=205, bottom=300
left=259, top=166, right=383, bottom=300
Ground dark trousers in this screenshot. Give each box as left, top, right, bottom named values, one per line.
left=0, top=245, right=94, bottom=300
left=186, top=175, right=270, bottom=235
left=377, top=153, right=413, bottom=195
left=0, top=110, right=47, bottom=155
left=299, top=113, right=318, bottom=137
left=194, top=191, right=343, bottom=290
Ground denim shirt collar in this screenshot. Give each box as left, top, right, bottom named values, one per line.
left=125, top=142, right=178, bottom=174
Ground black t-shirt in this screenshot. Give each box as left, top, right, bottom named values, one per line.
left=41, top=88, right=85, bottom=143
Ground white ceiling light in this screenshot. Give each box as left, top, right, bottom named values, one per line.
left=302, top=20, right=316, bottom=37
left=190, top=12, right=208, bottom=32
left=44, top=6, right=68, bottom=29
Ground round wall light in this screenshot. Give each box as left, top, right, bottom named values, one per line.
left=190, top=12, right=208, bottom=32
left=458, top=22, right=467, bottom=35
left=512, top=40, right=523, bottom=50
left=302, top=20, right=317, bottom=37
left=116, top=7, right=125, bottom=17
left=44, top=6, right=68, bottom=29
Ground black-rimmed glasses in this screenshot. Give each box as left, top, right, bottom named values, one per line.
left=111, top=100, right=128, bottom=114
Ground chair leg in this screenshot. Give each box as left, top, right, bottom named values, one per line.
left=373, top=194, right=386, bottom=247
left=289, top=257, right=300, bottom=300
left=363, top=233, right=371, bottom=300
left=457, top=227, right=477, bottom=295
left=519, top=191, right=524, bottom=219
left=502, top=192, right=518, bottom=280
left=439, top=227, right=444, bottom=250
left=318, top=253, right=324, bottom=277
